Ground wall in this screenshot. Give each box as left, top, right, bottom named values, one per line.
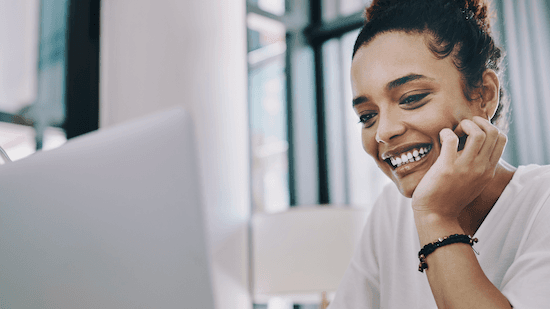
left=100, top=1, right=251, bottom=308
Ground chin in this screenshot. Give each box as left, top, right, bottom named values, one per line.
left=392, top=176, right=421, bottom=199
left=397, top=184, right=415, bottom=198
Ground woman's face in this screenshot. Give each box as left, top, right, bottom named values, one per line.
left=351, top=31, right=485, bottom=197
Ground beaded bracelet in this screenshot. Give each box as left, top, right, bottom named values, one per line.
left=418, top=234, right=478, bottom=272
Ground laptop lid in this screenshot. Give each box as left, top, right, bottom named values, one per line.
left=0, top=108, right=215, bottom=308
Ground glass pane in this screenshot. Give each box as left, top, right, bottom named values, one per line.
left=260, top=0, right=286, bottom=16
left=0, top=0, right=68, bottom=154
left=249, top=0, right=286, bottom=16
left=247, top=13, right=286, bottom=53
left=35, top=0, right=69, bottom=141
left=322, top=0, right=339, bottom=21
left=287, top=46, right=320, bottom=206
left=323, top=0, right=372, bottom=20
left=340, top=0, right=371, bottom=16
left=322, top=38, right=348, bottom=204
left=340, top=30, right=391, bottom=210
left=249, top=55, right=290, bottom=213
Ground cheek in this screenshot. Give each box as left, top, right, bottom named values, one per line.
left=361, top=129, right=378, bottom=158
left=409, top=104, right=462, bottom=136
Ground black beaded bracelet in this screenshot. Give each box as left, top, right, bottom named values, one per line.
left=418, top=234, right=478, bottom=272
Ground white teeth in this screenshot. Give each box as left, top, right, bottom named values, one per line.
left=388, top=145, right=432, bottom=168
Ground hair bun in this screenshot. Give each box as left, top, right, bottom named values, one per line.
left=366, top=0, right=492, bottom=32
left=460, top=0, right=492, bottom=31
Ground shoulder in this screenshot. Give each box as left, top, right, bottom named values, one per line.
left=500, top=164, right=550, bottom=220
left=512, top=164, right=550, bottom=189
left=499, top=164, right=550, bottom=247
left=499, top=166, right=550, bottom=307
left=499, top=164, right=550, bottom=208
left=515, top=164, right=550, bottom=219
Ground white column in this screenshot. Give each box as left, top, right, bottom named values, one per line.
left=100, top=1, right=251, bottom=308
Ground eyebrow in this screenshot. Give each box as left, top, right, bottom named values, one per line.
left=352, top=96, right=369, bottom=107
left=387, top=74, right=432, bottom=91
left=352, top=73, right=434, bottom=107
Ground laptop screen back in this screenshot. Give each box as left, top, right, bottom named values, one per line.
left=0, top=108, right=215, bottom=308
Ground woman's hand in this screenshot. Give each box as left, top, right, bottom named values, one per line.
left=411, top=116, right=507, bottom=220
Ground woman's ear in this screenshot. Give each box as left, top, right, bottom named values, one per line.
left=480, top=69, right=500, bottom=120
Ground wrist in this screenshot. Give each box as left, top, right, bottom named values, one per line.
left=413, top=210, right=459, bottom=224
left=414, top=211, right=464, bottom=246
left=418, top=234, right=479, bottom=272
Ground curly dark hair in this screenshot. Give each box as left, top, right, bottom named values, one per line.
left=352, top=0, right=508, bottom=131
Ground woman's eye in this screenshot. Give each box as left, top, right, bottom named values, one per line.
left=358, top=113, right=377, bottom=128
left=400, top=93, right=430, bottom=107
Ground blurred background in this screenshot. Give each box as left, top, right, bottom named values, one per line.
left=0, top=0, right=549, bottom=308
left=0, top=0, right=98, bottom=159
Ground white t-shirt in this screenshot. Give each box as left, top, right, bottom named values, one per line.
left=329, top=164, right=550, bottom=309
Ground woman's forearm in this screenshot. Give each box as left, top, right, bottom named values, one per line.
left=414, top=213, right=512, bottom=309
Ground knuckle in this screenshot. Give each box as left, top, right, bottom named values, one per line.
left=486, top=126, right=499, bottom=138
left=473, top=166, right=485, bottom=176
left=460, top=118, right=474, bottom=127
left=471, top=130, right=486, bottom=142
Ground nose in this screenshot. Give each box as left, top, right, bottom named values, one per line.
left=375, top=110, right=406, bottom=143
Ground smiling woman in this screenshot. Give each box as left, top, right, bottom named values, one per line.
left=351, top=31, right=501, bottom=198
left=328, top=0, right=550, bottom=308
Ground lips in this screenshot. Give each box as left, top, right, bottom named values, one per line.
left=381, top=144, right=433, bottom=169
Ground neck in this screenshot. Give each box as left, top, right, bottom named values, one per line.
left=458, top=160, right=516, bottom=236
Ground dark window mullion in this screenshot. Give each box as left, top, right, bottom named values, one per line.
left=310, top=0, right=330, bottom=204
left=286, top=32, right=298, bottom=206
left=313, top=44, right=330, bottom=204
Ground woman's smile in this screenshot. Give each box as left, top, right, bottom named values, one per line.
left=351, top=31, right=483, bottom=197
left=387, top=144, right=433, bottom=174
left=382, top=141, right=436, bottom=187
left=382, top=144, right=432, bottom=169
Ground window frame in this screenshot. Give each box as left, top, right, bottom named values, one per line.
left=247, top=0, right=367, bottom=208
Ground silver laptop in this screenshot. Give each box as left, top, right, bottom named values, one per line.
left=0, top=108, right=215, bottom=308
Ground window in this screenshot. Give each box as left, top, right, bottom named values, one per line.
left=248, top=11, right=290, bottom=214
left=248, top=0, right=388, bottom=211
left=0, top=0, right=100, bottom=160
left=247, top=0, right=390, bottom=307
left=0, top=0, right=68, bottom=158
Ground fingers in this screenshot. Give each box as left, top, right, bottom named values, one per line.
left=454, top=117, right=500, bottom=160
left=453, top=123, right=467, bottom=151
left=456, top=118, right=487, bottom=159
left=472, top=116, right=500, bottom=159
left=439, top=128, right=459, bottom=164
